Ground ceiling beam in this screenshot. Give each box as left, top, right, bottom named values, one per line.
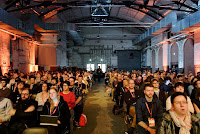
left=4, top=0, right=20, bottom=11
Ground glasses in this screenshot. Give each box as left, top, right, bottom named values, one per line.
left=174, top=101, right=188, bottom=105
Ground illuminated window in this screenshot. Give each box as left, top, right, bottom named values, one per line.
left=87, top=64, right=94, bottom=71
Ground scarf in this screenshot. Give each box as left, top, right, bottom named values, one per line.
left=169, top=110, right=192, bottom=134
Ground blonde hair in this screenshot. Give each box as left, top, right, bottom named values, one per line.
left=49, top=87, right=60, bottom=112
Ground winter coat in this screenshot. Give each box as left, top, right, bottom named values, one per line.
left=157, top=111, right=200, bottom=134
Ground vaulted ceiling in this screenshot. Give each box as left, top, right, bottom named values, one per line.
left=1, top=0, right=199, bottom=40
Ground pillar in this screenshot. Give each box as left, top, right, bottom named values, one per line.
left=38, top=33, right=58, bottom=71
left=162, top=42, right=169, bottom=71
left=194, top=30, right=200, bottom=75
left=0, top=31, right=10, bottom=75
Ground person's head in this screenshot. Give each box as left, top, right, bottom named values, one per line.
left=144, top=84, right=154, bottom=98
left=194, top=79, right=200, bottom=89
left=42, top=82, right=48, bottom=92
left=21, top=88, right=31, bottom=101
left=30, top=75, right=36, bottom=84
left=63, top=75, right=69, bottom=81
left=17, top=81, right=25, bottom=89
left=63, top=81, right=69, bottom=91
left=151, top=79, right=159, bottom=89
left=49, top=87, right=60, bottom=111
left=129, top=79, right=135, bottom=90
left=36, top=72, right=41, bottom=78
left=153, top=73, right=159, bottom=80
left=78, top=75, right=83, bottom=83
left=123, top=79, right=128, bottom=87
left=1, top=79, right=7, bottom=87
left=142, top=75, right=147, bottom=82
left=13, top=72, right=18, bottom=79
left=49, top=87, right=60, bottom=101
left=51, top=77, right=57, bottom=86
left=174, top=82, right=184, bottom=93
left=118, top=74, right=122, bottom=81
left=69, top=77, right=75, bottom=86
left=171, top=92, right=188, bottom=116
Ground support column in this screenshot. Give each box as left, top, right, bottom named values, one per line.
left=194, top=30, right=200, bottom=75
left=177, top=40, right=185, bottom=73
left=38, top=33, right=58, bottom=71
left=146, top=48, right=152, bottom=71
left=162, top=42, right=169, bottom=71
left=0, top=31, right=10, bottom=75
left=155, top=46, right=159, bottom=71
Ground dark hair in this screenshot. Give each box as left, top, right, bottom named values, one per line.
left=69, top=77, right=75, bottom=81
left=150, top=79, right=159, bottom=84
left=174, top=82, right=184, bottom=89
left=195, top=89, right=200, bottom=100
left=164, top=76, right=171, bottom=81
left=51, top=77, right=58, bottom=83
left=144, top=83, right=153, bottom=90
left=194, top=79, right=200, bottom=87
left=22, top=87, right=31, bottom=94
left=78, top=75, right=83, bottom=78
left=171, top=92, right=187, bottom=104
left=1, top=78, right=7, bottom=84
left=18, top=81, right=25, bottom=85
left=63, top=81, right=69, bottom=86
left=30, top=75, right=36, bottom=79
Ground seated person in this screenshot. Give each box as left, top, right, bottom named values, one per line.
left=151, top=79, right=167, bottom=109
left=60, top=82, right=75, bottom=110
left=166, top=82, right=194, bottom=113
left=42, top=87, right=71, bottom=134
left=35, top=82, right=49, bottom=107
left=75, top=75, right=86, bottom=95
left=157, top=92, right=200, bottom=134
left=192, top=89, right=200, bottom=116
left=29, top=75, right=40, bottom=96
left=0, top=93, right=13, bottom=134
left=136, top=84, right=163, bottom=134
left=9, top=88, right=38, bottom=134
left=10, top=81, right=24, bottom=106
left=124, top=79, right=143, bottom=134
left=0, top=78, right=11, bottom=98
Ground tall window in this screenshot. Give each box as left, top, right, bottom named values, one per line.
left=87, top=64, right=94, bottom=71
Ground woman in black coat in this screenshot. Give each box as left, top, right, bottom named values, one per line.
left=42, top=87, right=71, bottom=134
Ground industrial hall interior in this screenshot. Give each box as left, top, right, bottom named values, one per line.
left=0, top=0, right=200, bottom=134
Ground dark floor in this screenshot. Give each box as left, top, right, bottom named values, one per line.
left=73, top=81, right=127, bottom=134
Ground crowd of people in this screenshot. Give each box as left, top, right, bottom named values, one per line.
left=105, top=70, right=200, bottom=134
left=0, top=69, right=93, bottom=134
left=0, top=67, right=200, bottom=134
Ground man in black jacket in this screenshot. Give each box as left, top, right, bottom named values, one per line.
left=136, top=84, right=163, bottom=134
left=9, top=88, right=38, bottom=134
left=124, top=79, right=143, bottom=134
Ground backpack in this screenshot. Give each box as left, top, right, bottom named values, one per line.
left=79, top=113, right=87, bottom=126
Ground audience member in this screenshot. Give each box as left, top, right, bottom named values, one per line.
left=136, top=84, right=163, bottom=134
left=42, top=87, right=71, bottom=134
left=157, top=92, right=200, bottom=134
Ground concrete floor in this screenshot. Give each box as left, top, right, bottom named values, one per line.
left=73, top=81, right=127, bottom=134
